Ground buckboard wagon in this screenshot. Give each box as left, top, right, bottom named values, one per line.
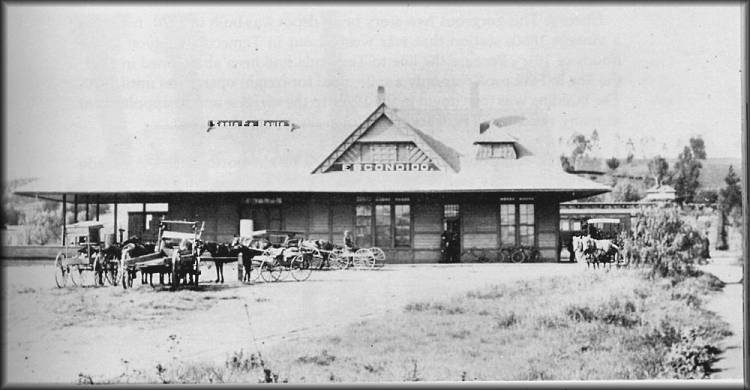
left=120, top=220, right=204, bottom=290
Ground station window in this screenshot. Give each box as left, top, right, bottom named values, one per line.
left=355, top=196, right=411, bottom=248
left=560, top=219, right=570, bottom=231
left=355, top=203, right=373, bottom=247
left=444, top=204, right=460, bottom=218
left=500, top=202, right=535, bottom=247
left=476, top=143, right=517, bottom=159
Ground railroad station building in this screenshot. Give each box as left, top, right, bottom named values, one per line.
left=15, top=87, right=610, bottom=263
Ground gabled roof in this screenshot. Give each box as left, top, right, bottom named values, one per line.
left=13, top=93, right=611, bottom=203
left=476, top=116, right=524, bottom=143
left=311, top=104, right=461, bottom=173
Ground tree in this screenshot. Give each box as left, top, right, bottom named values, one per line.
left=605, top=157, right=620, bottom=171
left=647, top=155, right=670, bottom=186
left=719, top=165, right=742, bottom=213
left=612, top=179, right=645, bottom=202
left=568, top=132, right=592, bottom=169
left=625, top=138, right=635, bottom=163
left=671, top=146, right=702, bottom=203
left=689, top=137, right=706, bottom=160
left=560, top=155, right=573, bottom=173
left=694, top=189, right=719, bottom=205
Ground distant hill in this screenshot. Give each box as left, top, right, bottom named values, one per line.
left=575, top=157, right=742, bottom=191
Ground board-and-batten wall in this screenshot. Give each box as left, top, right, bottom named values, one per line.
left=166, top=193, right=561, bottom=263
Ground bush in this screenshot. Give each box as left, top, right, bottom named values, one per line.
left=623, top=205, right=707, bottom=280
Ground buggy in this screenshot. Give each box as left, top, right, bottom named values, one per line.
left=54, top=221, right=107, bottom=288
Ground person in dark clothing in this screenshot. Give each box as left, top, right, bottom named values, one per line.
left=701, top=230, right=711, bottom=259
left=343, top=230, right=358, bottom=252
left=567, top=238, right=575, bottom=262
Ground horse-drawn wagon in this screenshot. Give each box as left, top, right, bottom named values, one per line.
left=572, top=218, right=625, bottom=268
left=119, top=220, right=204, bottom=290
left=54, top=221, right=107, bottom=288
left=242, top=230, right=312, bottom=282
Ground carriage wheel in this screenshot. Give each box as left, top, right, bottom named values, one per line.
left=353, top=249, right=372, bottom=269
left=370, top=247, right=386, bottom=268
left=54, top=253, right=68, bottom=288
left=69, top=264, right=82, bottom=287
left=260, top=261, right=283, bottom=282
left=328, top=248, right=347, bottom=270
left=290, top=254, right=312, bottom=281
left=247, top=260, right=262, bottom=283
left=510, top=248, right=526, bottom=263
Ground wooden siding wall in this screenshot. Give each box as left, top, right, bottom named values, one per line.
left=164, top=193, right=561, bottom=263
left=536, top=196, right=560, bottom=262
left=461, top=201, right=498, bottom=250
left=167, top=195, right=239, bottom=242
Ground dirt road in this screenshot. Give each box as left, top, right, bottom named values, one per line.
left=698, top=250, right=745, bottom=380
left=3, top=261, right=584, bottom=384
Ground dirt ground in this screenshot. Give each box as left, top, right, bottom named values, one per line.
left=3, top=261, right=589, bottom=384
left=2, top=256, right=744, bottom=385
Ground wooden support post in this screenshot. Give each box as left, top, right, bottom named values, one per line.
left=85, top=201, right=90, bottom=220
left=113, top=198, right=118, bottom=242
left=62, top=194, right=67, bottom=246
left=73, top=195, right=78, bottom=222
left=95, top=195, right=100, bottom=222
left=142, top=202, right=147, bottom=234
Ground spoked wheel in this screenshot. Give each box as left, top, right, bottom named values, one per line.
left=370, top=247, right=386, bottom=268
left=290, top=254, right=312, bottom=281
left=329, top=248, right=348, bottom=270
left=247, top=260, right=262, bottom=283
left=68, top=264, right=82, bottom=287
left=54, top=253, right=68, bottom=288
left=511, top=248, right=526, bottom=263
left=353, top=249, right=372, bottom=269
left=260, top=261, right=283, bottom=282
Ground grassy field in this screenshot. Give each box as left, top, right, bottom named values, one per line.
left=98, top=269, right=732, bottom=384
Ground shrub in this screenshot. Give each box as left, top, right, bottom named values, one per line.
left=623, top=205, right=707, bottom=280
left=665, top=329, right=722, bottom=379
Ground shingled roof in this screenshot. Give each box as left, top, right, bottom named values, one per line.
left=14, top=96, right=610, bottom=203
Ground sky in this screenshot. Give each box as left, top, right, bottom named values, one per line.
left=4, top=4, right=745, bottom=181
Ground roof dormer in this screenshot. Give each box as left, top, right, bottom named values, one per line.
left=475, top=142, right=518, bottom=159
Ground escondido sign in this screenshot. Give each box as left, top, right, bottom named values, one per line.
left=331, top=163, right=438, bottom=172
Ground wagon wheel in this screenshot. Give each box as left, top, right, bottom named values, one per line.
left=54, top=253, right=68, bottom=288
left=248, top=260, right=262, bottom=282
left=510, top=248, right=526, bottom=263
left=69, top=262, right=82, bottom=287
left=171, top=253, right=180, bottom=290
left=353, top=249, right=372, bottom=269
left=260, top=260, right=283, bottom=282
left=370, top=247, right=386, bottom=268
left=328, top=248, right=347, bottom=270
left=290, top=254, right=312, bottom=281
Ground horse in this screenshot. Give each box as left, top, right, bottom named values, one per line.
left=300, top=239, right=335, bottom=269
left=572, top=235, right=620, bottom=270
left=196, top=240, right=246, bottom=284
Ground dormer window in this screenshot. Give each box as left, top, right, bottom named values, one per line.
left=476, top=142, right=517, bottom=160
